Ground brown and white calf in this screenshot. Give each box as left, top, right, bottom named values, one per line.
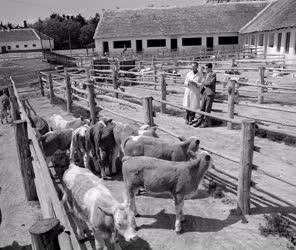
left=85, top=120, right=116, bottom=178
left=63, top=163, right=138, bottom=250
left=49, top=114, right=90, bottom=131
left=39, top=129, right=73, bottom=165
left=112, top=123, right=159, bottom=173
left=123, top=136, right=200, bottom=161
left=122, top=151, right=211, bottom=234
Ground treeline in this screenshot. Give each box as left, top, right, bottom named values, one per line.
left=1, top=13, right=100, bottom=50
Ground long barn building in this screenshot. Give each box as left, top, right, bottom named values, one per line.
left=94, top=2, right=268, bottom=56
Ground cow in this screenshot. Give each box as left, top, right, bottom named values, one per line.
left=69, top=124, right=89, bottom=166
left=49, top=114, right=90, bottom=131
left=123, top=136, right=200, bottom=161
left=62, top=163, right=138, bottom=249
left=85, top=120, right=116, bottom=179
left=0, top=93, right=10, bottom=124
left=112, top=123, right=159, bottom=174
left=39, top=129, right=73, bottom=166
left=29, top=115, right=50, bottom=136
left=122, top=151, right=212, bottom=234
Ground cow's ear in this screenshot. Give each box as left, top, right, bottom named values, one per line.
left=178, top=136, right=186, bottom=142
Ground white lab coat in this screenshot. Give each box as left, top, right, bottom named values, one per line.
left=182, top=71, right=203, bottom=110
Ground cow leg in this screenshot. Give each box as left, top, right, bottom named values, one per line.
left=84, top=153, right=90, bottom=169
left=126, top=187, right=139, bottom=217
left=111, top=145, right=119, bottom=174
left=93, top=229, right=106, bottom=250
left=174, top=195, right=184, bottom=234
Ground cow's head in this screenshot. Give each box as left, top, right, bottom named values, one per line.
left=113, top=204, right=138, bottom=242
left=187, top=137, right=200, bottom=159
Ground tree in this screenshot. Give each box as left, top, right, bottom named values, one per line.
left=79, top=23, right=96, bottom=47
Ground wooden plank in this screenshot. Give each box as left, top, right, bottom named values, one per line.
left=227, top=80, right=236, bottom=130
left=64, top=69, right=72, bottom=113
left=258, top=67, right=265, bottom=104
left=38, top=72, right=44, bottom=96
left=47, top=73, right=55, bottom=104
left=238, top=119, right=255, bottom=215
left=160, top=73, right=166, bottom=113
left=87, top=81, right=97, bottom=124
left=13, top=120, right=38, bottom=201
left=112, top=66, right=119, bottom=99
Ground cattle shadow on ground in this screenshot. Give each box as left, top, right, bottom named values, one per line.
left=0, top=241, right=32, bottom=250
left=137, top=209, right=242, bottom=233
left=118, top=235, right=152, bottom=250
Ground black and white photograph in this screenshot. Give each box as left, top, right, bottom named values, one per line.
left=0, top=0, right=295, bottom=249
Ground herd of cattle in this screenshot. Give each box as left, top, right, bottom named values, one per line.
left=25, top=111, right=212, bottom=249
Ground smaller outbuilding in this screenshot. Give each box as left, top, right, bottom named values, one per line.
left=0, top=28, right=54, bottom=53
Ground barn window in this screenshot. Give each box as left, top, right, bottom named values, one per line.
left=218, top=36, right=238, bottom=45
left=113, top=40, right=131, bottom=49
left=258, top=34, right=264, bottom=46
left=24, top=44, right=28, bottom=48
left=33, top=44, right=36, bottom=47
left=277, top=33, right=282, bottom=52
left=147, top=39, right=166, bottom=47
left=16, top=45, right=19, bottom=48
left=285, top=32, right=290, bottom=53
left=7, top=46, right=11, bottom=50
left=182, top=37, right=202, bottom=46
left=268, top=33, right=274, bottom=47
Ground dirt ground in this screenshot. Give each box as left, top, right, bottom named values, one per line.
left=25, top=95, right=295, bottom=250
left=0, top=122, right=41, bottom=250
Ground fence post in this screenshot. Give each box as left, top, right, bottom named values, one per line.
left=143, top=96, right=154, bottom=127
left=47, top=73, right=54, bottom=104
left=238, top=119, right=255, bottom=215
left=64, top=69, right=72, bottom=113
left=112, top=64, right=119, bottom=99
left=8, top=85, right=20, bottom=121
left=29, top=218, right=60, bottom=250
left=38, top=72, right=44, bottom=96
left=13, top=120, right=38, bottom=201
left=87, top=81, right=97, bottom=125
left=160, top=73, right=167, bottom=113
left=227, top=79, right=236, bottom=130
left=258, top=67, right=265, bottom=104
left=152, top=56, right=157, bottom=90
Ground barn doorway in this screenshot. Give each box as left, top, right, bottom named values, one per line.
left=103, top=41, right=109, bottom=55
left=136, top=40, right=143, bottom=53
left=1, top=46, right=7, bottom=54
left=171, top=38, right=177, bottom=51
left=206, top=37, right=214, bottom=51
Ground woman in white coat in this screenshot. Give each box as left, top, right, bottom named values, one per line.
left=183, top=62, right=204, bottom=124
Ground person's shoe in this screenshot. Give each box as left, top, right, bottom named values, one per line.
left=193, top=119, right=203, bottom=127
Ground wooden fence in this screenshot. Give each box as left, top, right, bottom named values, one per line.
left=9, top=77, right=85, bottom=250
left=36, top=64, right=296, bottom=218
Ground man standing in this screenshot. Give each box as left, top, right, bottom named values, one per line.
left=194, top=63, right=216, bottom=128
left=183, top=62, right=203, bottom=125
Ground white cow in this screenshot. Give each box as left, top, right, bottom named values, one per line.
left=49, top=114, right=90, bottom=131
left=63, top=163, right=138, bottom=249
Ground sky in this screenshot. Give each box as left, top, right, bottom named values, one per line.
left=0, top=0, right=206, bottom=25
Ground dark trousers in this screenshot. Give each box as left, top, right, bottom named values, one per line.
left=199, top=94, right=214, bottom=125
left=185, top=111, right=195, bottom=123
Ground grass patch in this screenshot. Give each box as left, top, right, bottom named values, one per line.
left=259, top=213, right=296, bottom=247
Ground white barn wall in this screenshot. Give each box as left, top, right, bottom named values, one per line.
left=95, top=32, right=241, bottom=55
left=0, top=39, right=54, bottom=52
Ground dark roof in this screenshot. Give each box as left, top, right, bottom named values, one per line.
left=0, top=28, right=53, bottom=42
left=94, top=2, right=268, bottom=39
left=240, top=0, right=296, bottom=34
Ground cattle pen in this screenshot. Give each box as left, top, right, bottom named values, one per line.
left=7, top=55, right=296, bottom=249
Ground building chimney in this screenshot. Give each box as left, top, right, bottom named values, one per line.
left=23, top=20, right=27, bottom=28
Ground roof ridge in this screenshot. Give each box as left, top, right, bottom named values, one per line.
left=104, top=1, right=269, bottom=12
